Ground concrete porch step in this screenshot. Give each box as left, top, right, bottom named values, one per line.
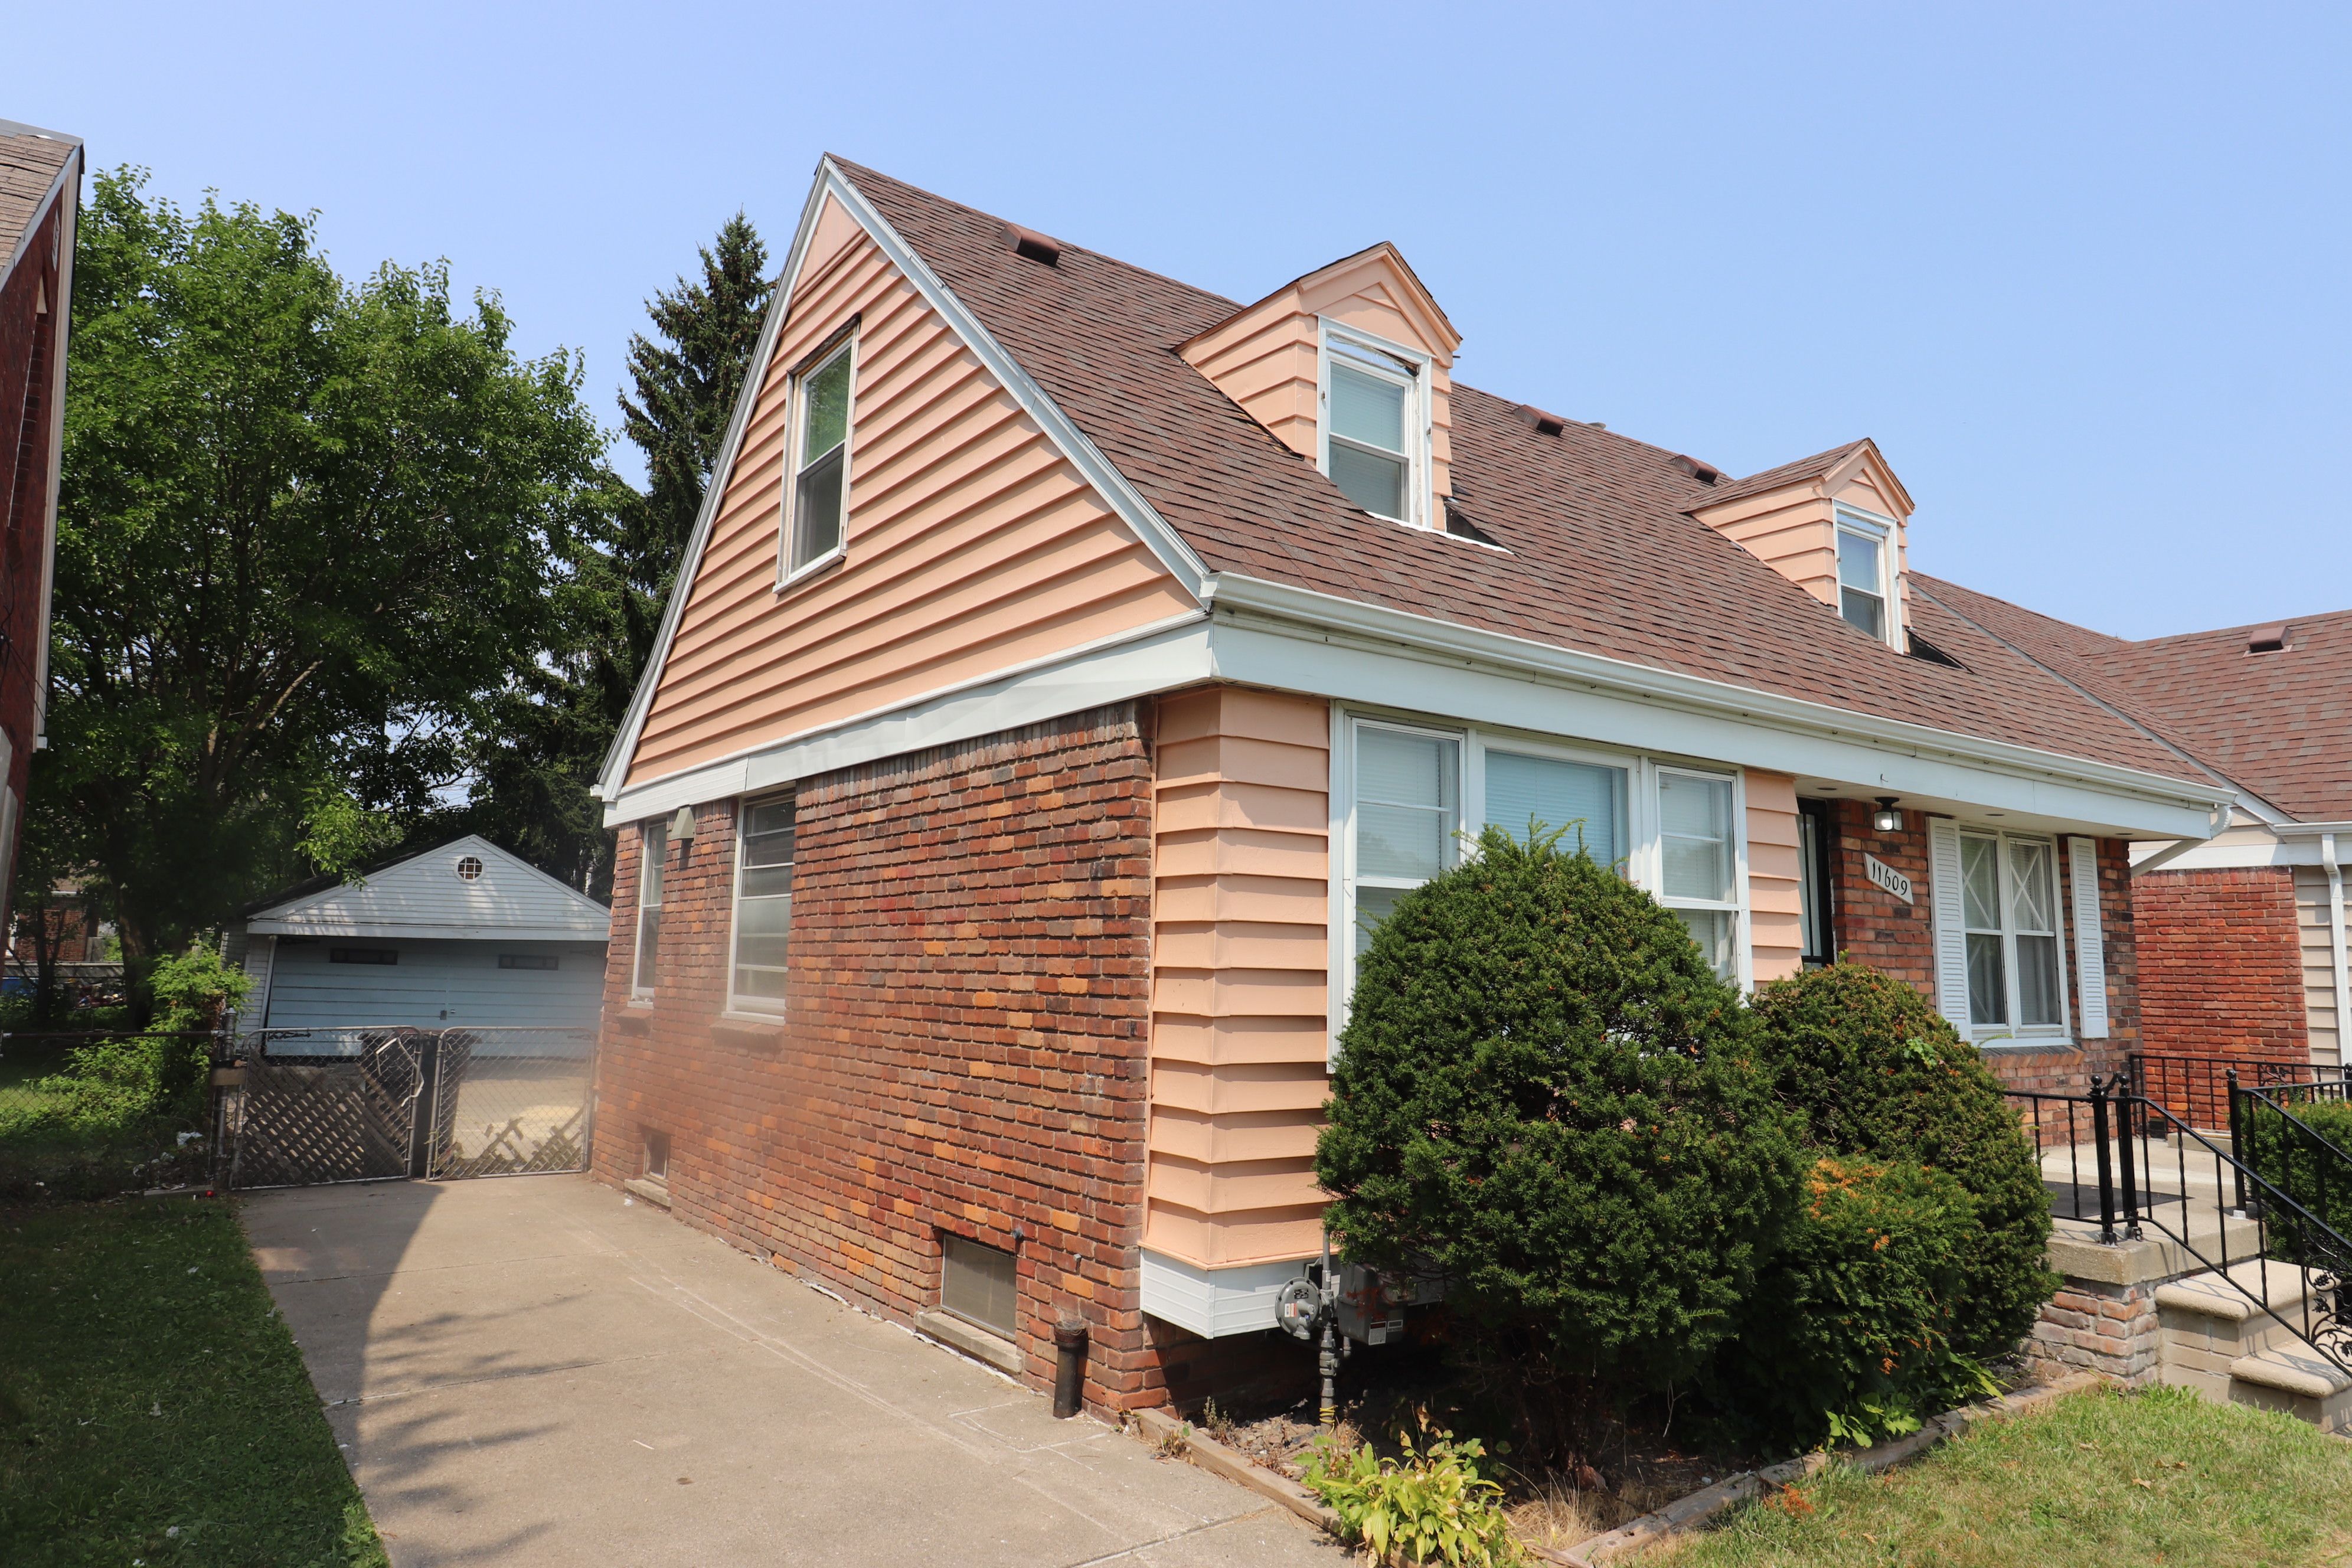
left=2155, top=1259, right=2320, bottom=1326
left=2228, top=1345, right=2352, bottom=1433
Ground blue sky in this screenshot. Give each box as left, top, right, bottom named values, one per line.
left=18, top=2, right=2347, bottom=638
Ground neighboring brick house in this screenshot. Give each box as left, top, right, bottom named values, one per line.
left=0, top=120, right=79, bottom=935
left=1920, top=585, right=2352, bottom=1084
left=590, top=158, right=2235, bottom=1412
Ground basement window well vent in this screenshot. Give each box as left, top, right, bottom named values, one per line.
left=2248, top=625, right=2289, bottom=654
left=1002, top=223, right=1061, bottom=267
left=940, top=1234, right=1018, bottom=1338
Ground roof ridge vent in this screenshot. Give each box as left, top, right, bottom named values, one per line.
left=1002, top=223, right=1061, bottom=267
left=1516, top=403, right=1567, bottom=437
left=2248, top=624, right=2289, bottom=654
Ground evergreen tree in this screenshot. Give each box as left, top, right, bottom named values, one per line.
left=610, top=212, right=773, bottom=708
left=453, top=214, right=772, bottom=896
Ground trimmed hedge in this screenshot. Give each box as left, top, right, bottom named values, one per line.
left=1316, top=826, right=1804, bottom=1397
left=1749, top=962, right=2058, bottom=1359
left=1720, top=1156, right=1979, bottom=1448
left=2241, top=1093, right=2352, bottom=1256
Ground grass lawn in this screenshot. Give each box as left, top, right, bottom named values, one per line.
left=0, top=1197, right=387, bottom=1567
left=1662, top=1383, right=2352, bottom=1567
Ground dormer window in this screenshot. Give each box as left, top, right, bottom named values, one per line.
left=1835, top=507, right=1896, bottom=643
left=1321, top=326, right=1427, bottom=527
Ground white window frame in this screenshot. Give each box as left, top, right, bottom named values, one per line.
left=1833, top=505, right=1900, bottom=648
left=632, top=818, right=667, bottom=999
left=1329, top=708, right=1754, bottom=1057
left=727, top=792, right=797, bottom=1017
left=1317, top=321, right=1433, bottom=531
left=1647, top=763, right=1752, bottom=992
left=776, top=332, right=858, bottom=590
left=1956, top=825, right=2075, bottom=1045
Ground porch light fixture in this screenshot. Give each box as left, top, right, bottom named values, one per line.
left=1872, top=797, right=1903, bottom=834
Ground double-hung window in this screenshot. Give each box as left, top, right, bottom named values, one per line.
left=730, top=795, right=796, bottom=1012
left=1348, top=724, right=1462, bottom=958
left=1657, top=770, right=1742, bottom=982
left=633, top=818, right=667, bottom=997
left=1322, top=331, right=1422, bottom=525
left=1835, top=508, right=1893, bottom=642
left=782, top=338, right=854, bottom=580
left=1959, top=830, right=2067, bottom=1035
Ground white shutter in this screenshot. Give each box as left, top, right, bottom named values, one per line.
left=1928, top=818, right=1973, bottom=1033
left=2068, top=835, right=2109, bottom=1040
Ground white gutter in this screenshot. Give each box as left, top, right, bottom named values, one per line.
left=2327, top=833, right=2351, bottom=1061
left=1203, top=572, right=2237, bottom=822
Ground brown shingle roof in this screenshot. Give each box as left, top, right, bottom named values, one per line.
left=1922, top=573, right=2352, bottom=821
left=0, top=119, right=79, bottom=279
left=832, top=159, right=2209, bottom=790
left=1682, top=441, right=1873, bottom=511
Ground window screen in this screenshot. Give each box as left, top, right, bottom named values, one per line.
left=1327, top=339, right=1415, bottom=521
left=1838, top=528, right=1887, bottom=639
left=940, top=1234, right=1018, bottom=1338
left=1484, top=751, right=1625, bottom=865
left=1353, top=726, right=1460, bottom=955
left=789, top=345, right=853, bottom=571
left=732, top=795, right=796, bottom=1010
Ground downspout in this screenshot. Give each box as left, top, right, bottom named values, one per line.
left=2325, top=833, right=2351, bottom=1069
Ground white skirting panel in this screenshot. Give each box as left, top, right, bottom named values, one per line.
left=1139, top=1250, right=1314, bottom=1338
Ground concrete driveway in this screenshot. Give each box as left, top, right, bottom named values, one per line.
left=244, top=1175, right=1341, bottom=1567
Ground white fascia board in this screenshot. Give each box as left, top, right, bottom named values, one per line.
left=819, top=162, right=1211, bottom=601
left=1201, top=575, right=2234, bottom=841
left=25, top=145, right=76, bottom=743
left=602, top=613, right=1213, bottom=825
left=245, top=922, right=609, bottom=941
left=1139, top=1249, right=1313, bottom=1338
left=596, top=158, right=1212, bottom=805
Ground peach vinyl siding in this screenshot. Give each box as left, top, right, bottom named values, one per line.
left=1693, top=449, right=1913, bottom=638
left=1180, top=246, right=1461, bottom=527
left=2295, top=865, right=2344, bottom=1066
left=1148, top=687, right=1332, bottom=1269
left=1745, top=769, right=1805, bottom=983
left=624, top=210, right=1197, bottom=787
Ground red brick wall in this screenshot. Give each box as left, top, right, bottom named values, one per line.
left=0, top=190, right=67, bottom=926
left=1826, top=801, right=1935, bottom=992
left=2134, top=866, right=2306, bottom=1066
left=1825, top=803, right=2137, bottom=1095
left=594, top=704, right=1169, bottom=1410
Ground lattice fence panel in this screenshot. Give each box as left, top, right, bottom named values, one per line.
left=430, top=1046, right=592, bottom=1179
left=228, top=1035, right=420, bottom=1189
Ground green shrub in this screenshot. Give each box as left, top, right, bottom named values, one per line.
left=1718, top=1157, right=1994, bottom=1449
left=1748, top=963, right=2057, bottom=1360
left=2240, top=1094, right=2352, bottom=1253
left=1317, top=827, right=1804, bottom=1406
left=1301, top=1423, right=1522, bottom=1567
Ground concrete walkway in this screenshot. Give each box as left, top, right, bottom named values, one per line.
left=244, top=1175, right=1341, bottom=1567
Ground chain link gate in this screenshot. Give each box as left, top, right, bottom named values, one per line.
left=223, top=1027, right=594, bottom=1190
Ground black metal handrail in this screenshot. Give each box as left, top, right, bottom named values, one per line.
left=2122, top=1080, right=2352, bottom=1376
left=2126, top=1051, right=2346, bottom=1132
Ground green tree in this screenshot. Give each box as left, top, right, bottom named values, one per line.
left=1316, top=827, right=1804, bottom=1454
left=40, top=168, right=610, bottom=977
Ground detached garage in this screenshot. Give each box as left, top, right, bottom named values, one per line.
left=228, top=836, right=611, bottom=1034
